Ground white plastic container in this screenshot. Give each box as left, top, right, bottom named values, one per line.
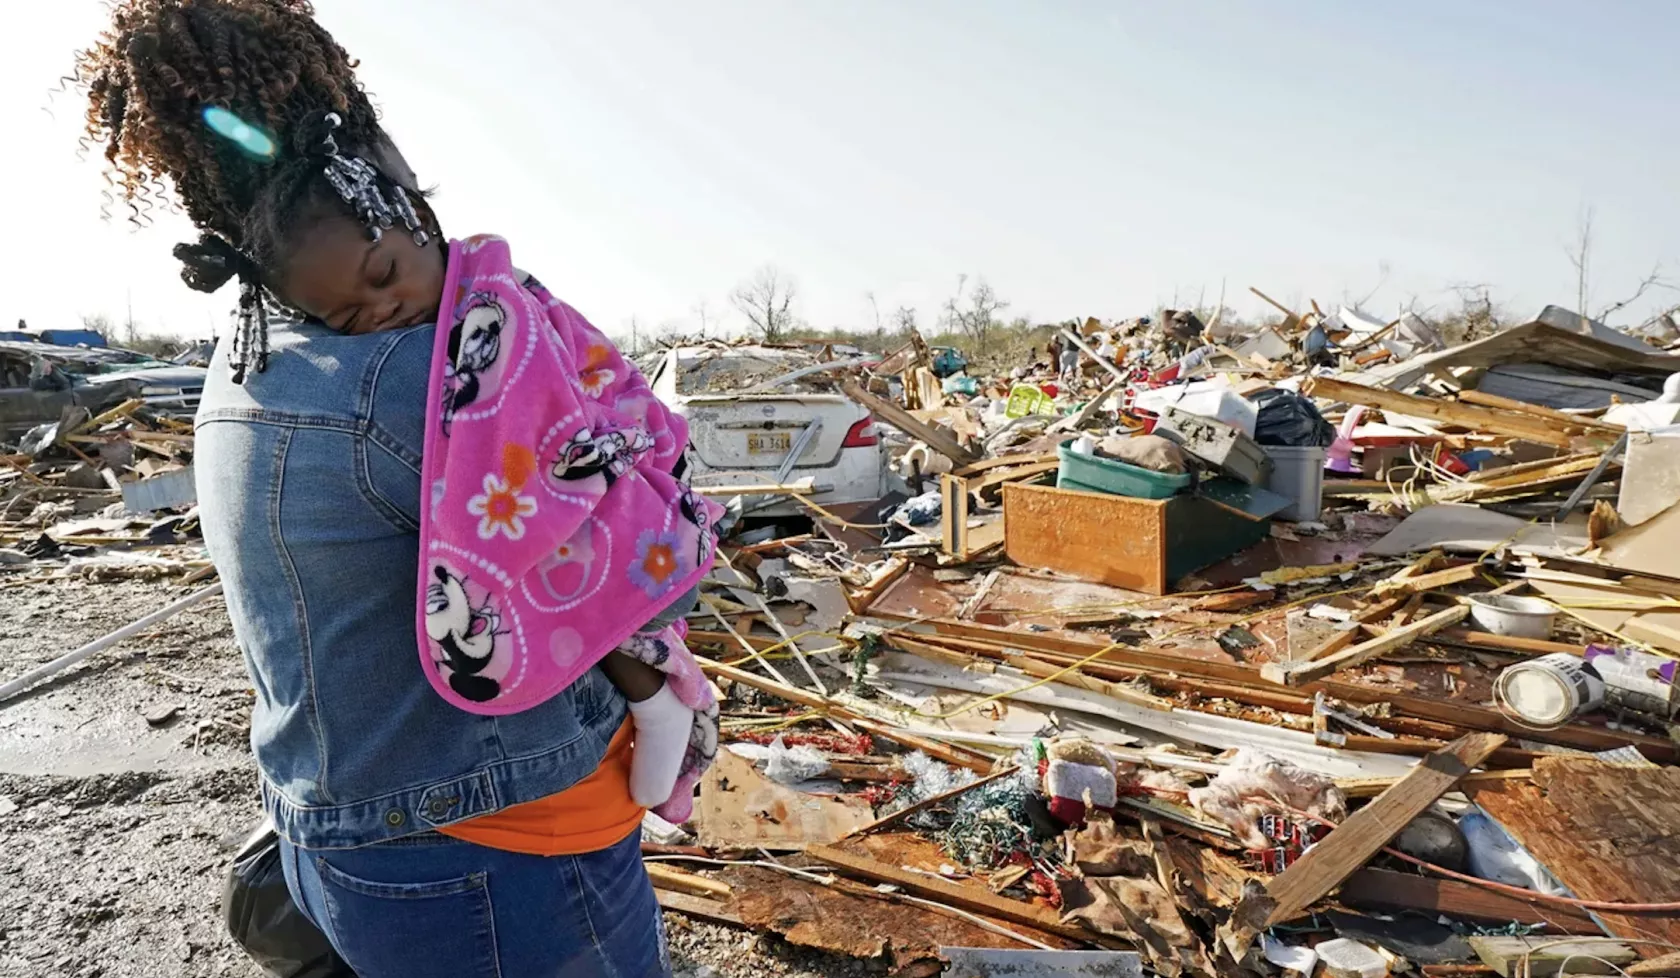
left=1495, top=652, right=1606, bottom=726
left=1468, top=594, right=1557, bottom=639
left=1315, top=939, right=1389, bottom=978
left=1133, top=382, right=1258, bottom=437
left=1262, top=444, right=1327, bottom=522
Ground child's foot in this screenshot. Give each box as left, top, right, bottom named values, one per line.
left=628, top=685, right=693, bottom=807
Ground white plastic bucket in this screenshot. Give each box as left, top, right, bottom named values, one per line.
left=1496, top=652, right=1605, bottom=726
left=1468, top=594, right=1557, bottom=639
left=1262, top=445, right=1326, bottom=522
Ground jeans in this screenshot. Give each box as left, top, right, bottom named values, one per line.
left=281, top=827, right=669, bottom=978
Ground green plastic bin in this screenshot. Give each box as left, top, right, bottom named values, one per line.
left=1056, top=439, right=1192, bottom=499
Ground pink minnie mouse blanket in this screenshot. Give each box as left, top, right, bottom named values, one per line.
left=417, top=234, right=723, bottom=817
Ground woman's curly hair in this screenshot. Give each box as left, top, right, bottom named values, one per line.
left=70, top=0, right=384, bottom=249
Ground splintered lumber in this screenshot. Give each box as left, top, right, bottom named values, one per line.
left=694, top=655, right=995, bottom=774
left=1261, top=604, right=1469, bottom=686
left=839, top=379, right=980, bottom=464
left=1339, top=868, right=1599, bottom=932
left=1263, top=732, right=1507, bottom=926
left=1628, top=951, right=1680, bottom=978
left=1297, top=595, right=1409, bottom=662
left=807, top=844, right=1111, bottom=945
left=1302, top=376, right=1615, bottom=450
left=645, top=863, right=733, bottom=900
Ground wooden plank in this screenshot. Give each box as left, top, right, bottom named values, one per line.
left=1303, top=376, right=1612, bottom=450
left=653, top=888, right=744, bottom=927
left=840, top=379, right=981, bottom=464
left=1334, top=768, right=1533, bottom=799
left=1470, top=936, right=1636, bottom=978
left=645, top=863, right=734, bottom=900
left=1468, top=758, right=1680, bottom=951
left=1262, top=604, right=1469, bottom=686
left=1435, top=628, right=1584, bottom=657
left=1339, top=868, right=1601, bottom=932
left=808, top=844, right=1110, bottom=945
left=968, top=459, right=1061, bottom=493
left=952, top=452, right=1059, bottom=478
left=1263, top=732, right=1507, bottom=925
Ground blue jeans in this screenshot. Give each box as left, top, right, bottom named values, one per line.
left=281, top=828, right=669, bottom=977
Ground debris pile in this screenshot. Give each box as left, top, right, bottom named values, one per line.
left=629, top=303, right=1680, bottom=977
left=9, top=300, right=1680, bottom=978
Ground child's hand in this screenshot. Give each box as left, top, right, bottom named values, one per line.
left=627, top=684, right=693, bottom=807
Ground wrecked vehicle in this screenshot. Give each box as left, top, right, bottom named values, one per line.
left=0, top=340, right=205, bottom=431
left=644, top=344, right=891, bottom=515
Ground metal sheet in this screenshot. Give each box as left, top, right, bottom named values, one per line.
left=939, top=948, right=1143, bottom=978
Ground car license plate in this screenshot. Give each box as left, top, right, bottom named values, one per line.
left=747, top=432, right=792, bottom=455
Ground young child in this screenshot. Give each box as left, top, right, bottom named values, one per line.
left=179, top=113, right=715, bottom=813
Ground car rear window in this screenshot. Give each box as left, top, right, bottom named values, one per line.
left=675, top=352, right=816, bottom=395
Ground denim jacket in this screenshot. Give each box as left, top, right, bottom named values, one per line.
left=195, top=321, right=625, bottom=850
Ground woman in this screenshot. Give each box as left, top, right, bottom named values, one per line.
left=73, top=2, right=670, bottom=974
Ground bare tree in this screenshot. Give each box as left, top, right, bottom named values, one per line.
left=891, top=305, right=917, bottom=334
left=1566, top=207, right=1594, bottom=317
left=691, top=299, right=717, bottom=338
left=732, top=265, right=799, bottom=343
left=1596, top=264, right=1676, bottom=323
left=942, top=274, right=1009, bottom=353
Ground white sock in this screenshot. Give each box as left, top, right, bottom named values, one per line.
left=627, top=684, right=692, bottom=807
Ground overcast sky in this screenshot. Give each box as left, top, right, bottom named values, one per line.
left=3, top=0, right=1677, bottom=342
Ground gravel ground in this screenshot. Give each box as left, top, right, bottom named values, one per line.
left=0, top=574, right=857, bottom=978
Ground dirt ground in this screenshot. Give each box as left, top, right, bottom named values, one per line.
left=0, top=575, right=858, bottom=978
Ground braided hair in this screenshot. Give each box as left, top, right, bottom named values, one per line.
left=71, top=0, right=429, bottom=381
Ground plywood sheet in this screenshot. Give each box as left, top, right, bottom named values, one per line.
left=1468, top=757, right=1680, bottom=952
left=697, top=748, right=874, bottom=849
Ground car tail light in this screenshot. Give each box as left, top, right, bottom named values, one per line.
left=842, top=417, right=879, bottom=448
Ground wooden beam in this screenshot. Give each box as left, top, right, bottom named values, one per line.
left=1372, top=563, right=1483, bottom=597
left=1303, top=376, right=1613, bottom=450
left=1456, top=390, right=1624, bottom=433
left=808, top=845, right=1112, bottom=945
left=1262, top=604, right=1469, bottom=686
left=1263, top=732, right=1507, bottom=926
left=1339, top=868, right=1600, bottom=932
left=840, top=379, right=980, bottom=464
